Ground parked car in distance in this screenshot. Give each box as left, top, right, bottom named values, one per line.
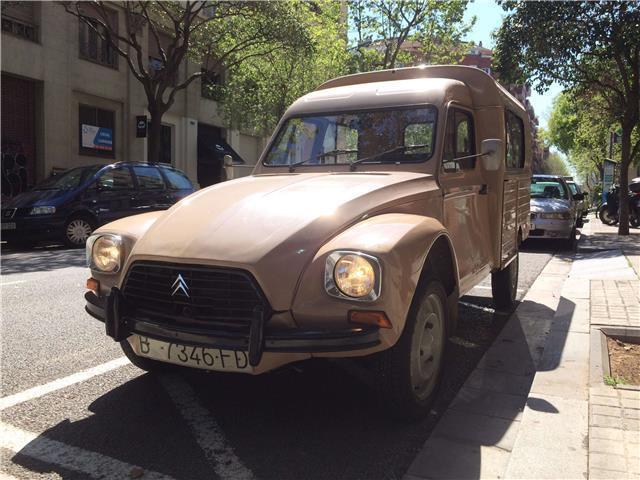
left=564, top=177, right=587, bottom=224
left=529, top=174, right=583, bottom=246
left=84, top=66, right=533, bottom=420
left=1, top=162, right=194, bottom=248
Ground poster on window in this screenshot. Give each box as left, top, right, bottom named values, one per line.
left=81, top=124, right=113, bottom=151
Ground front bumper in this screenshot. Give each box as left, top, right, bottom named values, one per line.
left=529, top=216, right=574, bottom=239
left=85, top=289, right=381, bottom=367
left=1, top=215, right=65, bottom=243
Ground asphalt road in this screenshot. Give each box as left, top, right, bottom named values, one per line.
left=0, top=240, right=559, bottom=480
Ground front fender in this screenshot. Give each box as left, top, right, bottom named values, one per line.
left=291, top=213, right=453, bottom=351
left=89, top=211, right=165, bottom=295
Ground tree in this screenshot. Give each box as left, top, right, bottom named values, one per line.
left=348, top=0, right=474, bottom=72
left=220, top=1, right=348, bottom=136
left=63, top=1, right=310, bottom=164
left=494, top=1, right=640, bottom=234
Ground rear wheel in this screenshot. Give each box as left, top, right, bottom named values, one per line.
left=374, top=279, right=447, bottom=420
left=120, top=338, right=166, bottom=372
left=63, top=215, right=95, bottom=248
left=492, top=253, right=519, bottom=311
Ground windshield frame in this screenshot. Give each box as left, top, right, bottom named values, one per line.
left=261, top=103, right=439, bottom=168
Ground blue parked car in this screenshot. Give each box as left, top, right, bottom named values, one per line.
left=1, top=162, right=195, bottom=248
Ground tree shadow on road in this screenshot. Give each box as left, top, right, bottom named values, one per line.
left=1, top=245, right=85, bottom=275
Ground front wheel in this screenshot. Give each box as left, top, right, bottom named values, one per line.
left=492, top=254, right=519, bottom=311
left=630, top=213, right=640, bottom=228
left=374, top=279, right=447, bottom=420
left=63, top=216, right=95, bottom=248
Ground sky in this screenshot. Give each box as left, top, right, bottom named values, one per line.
left=462, top=0, right=563, bottom=130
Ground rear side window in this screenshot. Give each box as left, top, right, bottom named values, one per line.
left=506, top=111, right=525, bottom=168
left=442, top=109, right=475, bottom=172
left=163, top=168, right=193, bottom=190
left=133, top=166, right=165, bottom=189
left=97, top=167, right=134, bottom=190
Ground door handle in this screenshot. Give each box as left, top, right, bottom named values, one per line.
left=479, top=184, right=488, bottom=195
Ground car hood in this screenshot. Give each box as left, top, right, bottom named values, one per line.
left=530, top=197, right=571, bottom=212
left=127, top=171, right=438, bottom=309
left=2, top=189, right=68, bottom=209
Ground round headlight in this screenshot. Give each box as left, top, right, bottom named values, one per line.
left=334, top=254, right=375, bottom=298
left=91, top=235, right=121, bottom=272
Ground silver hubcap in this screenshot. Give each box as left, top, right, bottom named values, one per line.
left=66, top=219, right=92, bottom=244
left=410, top=292, right=445, bottom=400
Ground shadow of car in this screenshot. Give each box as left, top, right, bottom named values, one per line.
left=1, top=162, right=194, bottom=249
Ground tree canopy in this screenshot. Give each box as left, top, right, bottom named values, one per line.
left=348, top=0, right=474, bottom=71
left=494, top=1, right=640, bottom=234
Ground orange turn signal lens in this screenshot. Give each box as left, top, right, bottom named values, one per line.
left=86, top=277, right=100, bottom=294
left=349, top=310, right=392, bottom=329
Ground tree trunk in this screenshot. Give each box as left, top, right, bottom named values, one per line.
left=617, top=124, right=632, bottom=235
left=147, top=106, right=163, bottom=164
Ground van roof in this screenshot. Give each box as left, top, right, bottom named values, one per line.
left=301, top=65, right=525, bottom=114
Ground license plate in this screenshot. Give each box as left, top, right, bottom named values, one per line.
left=136, top=336, right=251, bottom=372
left=1, top=223, right=16, bottom=230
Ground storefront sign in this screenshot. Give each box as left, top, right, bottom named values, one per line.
left=136, top=115, right=147, bottom=138
left=81, top=124, right=113, bottom=151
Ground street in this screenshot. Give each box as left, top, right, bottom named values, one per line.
left=1, top=242, right=556, bottom=480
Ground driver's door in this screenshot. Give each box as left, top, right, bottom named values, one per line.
left=90, top=166, right=137, bottom=225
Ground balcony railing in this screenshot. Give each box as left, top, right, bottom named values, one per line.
left=1, top=15, right=39, bottom=43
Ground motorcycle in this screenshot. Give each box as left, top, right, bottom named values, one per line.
left=598, top=183, right=640, bottom=227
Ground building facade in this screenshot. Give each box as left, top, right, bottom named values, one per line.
left=1, top=2, right=267, bottom=193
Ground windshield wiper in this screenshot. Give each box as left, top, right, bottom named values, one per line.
left=349, top=144, right=430, bottom=171
left=288, top=149, right=358, bottom=172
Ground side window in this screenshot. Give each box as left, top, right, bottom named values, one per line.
left=442, top=109, right=476, bottom=173
left=163, top=169, right=193, bottom=190
left=133, top=166, right=165, bottom=190
left=506, top=111, right=525, bottom=168
left=97, top=167, right=133, bottom=190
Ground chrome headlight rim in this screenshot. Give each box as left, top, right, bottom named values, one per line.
left=324, top=250, right=381, bottom=302
left=86, top=233, right=123, bottom=274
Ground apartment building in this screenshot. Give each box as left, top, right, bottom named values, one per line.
left=1, top=2, right=266, bottom=192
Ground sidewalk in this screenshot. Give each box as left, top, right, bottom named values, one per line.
left=405, top=218, right=640, bottom=480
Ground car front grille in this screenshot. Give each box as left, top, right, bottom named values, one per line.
left=121, top=261, right=269, bottom=334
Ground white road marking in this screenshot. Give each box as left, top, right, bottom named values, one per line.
left=158, top=373, right=255, bottom=480
left=0, top=357, right=129, bottom=411
left=0, top=421, right=175, bottom=480
left=459, top=301, right=496, bottom=314
left=0, top=281, right=26, bottom=286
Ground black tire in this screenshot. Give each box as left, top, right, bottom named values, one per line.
left=374, top=279, right=447, bottom=421
left=491, top=253, right=519, bottom=311
left=599, top=205, right=618, bottom=226
left=120, top=338, right=167, bottom=372
left=630, top=214, right=640, bottom=228
left=63, top=215, right=96, bottom=248
left=566, top=226, right=577, bottom=250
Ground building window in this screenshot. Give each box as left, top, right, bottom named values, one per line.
left=1, top=2, right=39, bottom=42
left=201, top=68, right=223, bottom=100
left=78, top=7, right=118, bottom=68
left=505, top=110, right=525, bottom=169
left=79, top=105, right=115, bottom=158
left=148, top=31, right=177, bottom=85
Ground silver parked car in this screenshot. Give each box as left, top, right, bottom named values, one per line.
left=529, top=174, right=583, bottom=246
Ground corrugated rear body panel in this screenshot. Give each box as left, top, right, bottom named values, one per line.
left=501, top=180, right=518, bottom=265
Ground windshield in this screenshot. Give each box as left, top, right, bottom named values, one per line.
left=263, top=106, right=437, bottom=167
left=567, top=182, right=579, bottom=195
left=35, top=166, right=101, bottom=190
left=530, top=179, right=569, bottom=200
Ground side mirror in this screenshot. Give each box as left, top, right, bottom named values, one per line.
left=223, top=154, right=233, bottom=167
left=573, top=192, right=585, bottom=201
left=481, top=139, right=502, bottom=171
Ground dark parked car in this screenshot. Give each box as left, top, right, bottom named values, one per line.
left=1, top=162, right=194, bottom=248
